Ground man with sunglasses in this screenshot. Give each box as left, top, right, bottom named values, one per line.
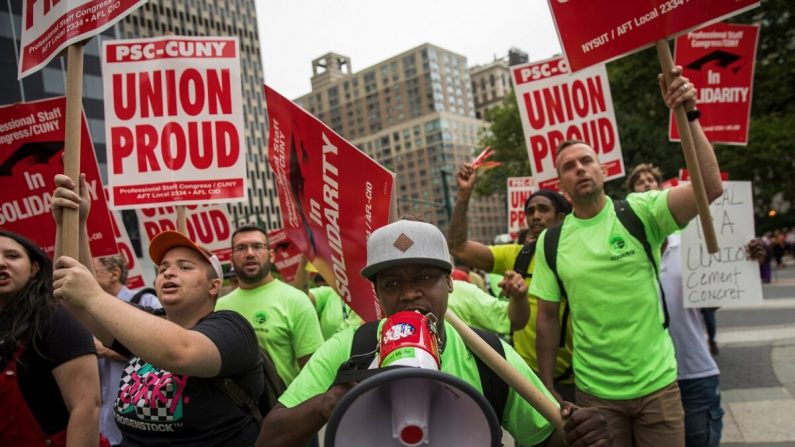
left=216, top=225, right=324, bottom=385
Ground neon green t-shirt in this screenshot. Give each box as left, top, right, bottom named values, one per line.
left=310, top=286, right=364, bottom=340
left=529, top=191, right=681, bottom=399
left=448, top=280, right=510, bottom=335
left=490, top=244, right=574, bottom=380
left=215, top=279, right=324, bottom=385
left=486, top=272, right=507, bottom=300
left=279, top=320, right=557, bottom=446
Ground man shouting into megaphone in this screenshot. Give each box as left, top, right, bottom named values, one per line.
left=259, top=220, right=610, bottom=446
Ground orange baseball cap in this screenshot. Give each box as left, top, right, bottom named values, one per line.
left=148, top=230, right=223, bottom=279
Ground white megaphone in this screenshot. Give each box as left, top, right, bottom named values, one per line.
left=324, top=311, right=502, bottom=446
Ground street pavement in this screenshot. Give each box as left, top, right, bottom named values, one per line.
left=717, top=260, right=795, bottom=447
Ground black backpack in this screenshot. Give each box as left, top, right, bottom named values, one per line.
left=335, top=321, right=510, bottom=422
left=511, top=241, right=571, bottom=381
left=215, top=346, right=287, bottom=422
left=542, top=199, right=670, bottom=329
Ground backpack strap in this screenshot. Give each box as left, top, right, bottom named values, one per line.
left=215, top=348, right=286, bottom=423
left=470, top=327, right=509, bottom=424
left=543, top=224, right=569, bottom=348
left=215, top=376, right=263, bottom=423
left=129, top=287, right=157, bottom=305
left=613, top=199, right=670, bottom=329
left=332, top=321, right=382, bottom=386
left=512, top=240, right=537, bottom=279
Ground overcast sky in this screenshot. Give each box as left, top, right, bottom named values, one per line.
left=257, top=0, right=562, bottom=99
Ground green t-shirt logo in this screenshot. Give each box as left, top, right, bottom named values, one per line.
left=609, top=235, right=626, bottom=253
left=254, top=311, right=268, bottom=325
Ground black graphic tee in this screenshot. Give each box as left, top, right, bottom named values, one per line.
left=113, top=311, right=264, bottom=446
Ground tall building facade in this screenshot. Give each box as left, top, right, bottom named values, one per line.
left=116, top=0, right=279, bottom=229
left=470, top=48, right=528, bottom=119
left=296, top=44, right=506, bottom=241
left=1, top=0, right=281, bottom=245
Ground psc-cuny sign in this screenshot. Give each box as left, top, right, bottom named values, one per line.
left=136, top=204, right=234, bottom=263
left=507, top=177, right=536, bottom=238
left=19, top=0, right=145, bottom=79
left=0, top=97, right=117, bottom=259
left=670, top=22, right=760, bottom=145
left=681, top=181, right=762, bottom=308
left=102, top=36, right=247, bottom=209
left=512, top=56, right=624, bottom=190
left=547, top=0, right=760, bottom=73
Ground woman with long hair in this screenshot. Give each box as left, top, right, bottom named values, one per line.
left=0, top=229, right=100, bottom=446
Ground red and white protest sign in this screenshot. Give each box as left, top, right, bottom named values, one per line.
left=0, top=97, right=116, bottom=258
left=680, top=169, right=729, bottom=182
left=265, top=85, right=394, bottom=322
left=507, top=177, right=536, bottom=238
left=136, top=204, right=233, bottom=263
left=512, top=56, right=624, bottom=190
left=102, top=36, right=247, bottom=209
left=268, top=229, right=303, bottom=283
left=547, top=0, right=759, bottom=73
left=669, top=22, right=759, bottom=145
left=19, top=0, right=145, bottom=79
left=104, top=189, right=147, bottom=289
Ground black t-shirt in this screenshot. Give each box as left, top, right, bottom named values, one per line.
left=15, top=305, right=97, bottom=435
left=112, top=310, right=264, bottom=447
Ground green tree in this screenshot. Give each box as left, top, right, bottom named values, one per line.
left=473, top=91, right=532, bottom=197
left=476, top=0, right=795, bottom=224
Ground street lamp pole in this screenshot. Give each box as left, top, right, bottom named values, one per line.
left=439, top=167, right=452, bottom=220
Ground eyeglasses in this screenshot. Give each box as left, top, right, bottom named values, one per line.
left=233, top=243, right=268, bottom=253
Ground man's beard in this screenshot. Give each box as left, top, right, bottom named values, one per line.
left=235, top=260, right=270, bottom=284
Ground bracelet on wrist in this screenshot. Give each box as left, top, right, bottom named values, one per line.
left=686, top=109, right=701, bottom=122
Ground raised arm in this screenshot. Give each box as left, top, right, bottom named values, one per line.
left=53, top=255, right=224, bottom=377
left=51, top=174, right=115, bottom=345
left=661, top=67, right=724, bottom=226
left=448, top=163, right=496, bottom=271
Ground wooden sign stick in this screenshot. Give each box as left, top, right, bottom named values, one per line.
left=446, top=311, right=565, bottom=431
left=176, top=205, right=187, bottom=234
left=656, top=40, right=719, bottom=254
left=62, top=44, right=84, bottom=258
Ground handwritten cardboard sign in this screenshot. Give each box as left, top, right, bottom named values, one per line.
left=681, top=181, right=762, bottom=308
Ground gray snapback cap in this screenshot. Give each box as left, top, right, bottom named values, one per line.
left=361, top=220, right=453, bottom=280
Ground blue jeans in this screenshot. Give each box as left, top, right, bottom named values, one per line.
left=678, top=375, right=723, bottom=447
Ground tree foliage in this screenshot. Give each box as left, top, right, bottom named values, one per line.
left=476, top=0, right=795, bottom=224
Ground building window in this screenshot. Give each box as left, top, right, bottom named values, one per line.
left=42, top=68, right=66, bottom=95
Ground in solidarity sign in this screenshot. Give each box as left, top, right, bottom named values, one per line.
left=670, top=22, right=759, bottom=145
left=0, top=97, right=117, bottom=259
left=511, top=56, right=624, bottom=190
left=102, top=36, right=247, bottom=209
